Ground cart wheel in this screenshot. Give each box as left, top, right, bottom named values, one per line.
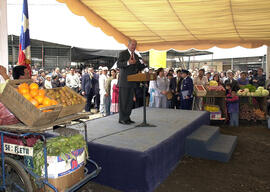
left=0, top=157, right=33, bottom=192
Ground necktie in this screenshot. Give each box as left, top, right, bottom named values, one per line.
left=131, top=52, right=134, bottom=60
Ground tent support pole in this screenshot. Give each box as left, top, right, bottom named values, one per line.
left=266, top=46, right=270, bottom=79
left=0, top=0, right=8, bottom=69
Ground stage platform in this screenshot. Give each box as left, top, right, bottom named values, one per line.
left=71, top=108, right=210, bottom=192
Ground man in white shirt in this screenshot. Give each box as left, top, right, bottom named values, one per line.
left=99, top=67, right=108, bottom=116
left=66, top=67, right=80, bottom=92
left=193, top=69, right=208, bottom=110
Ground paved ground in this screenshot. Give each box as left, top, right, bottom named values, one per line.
left=78, top=119, right=270, bottom=192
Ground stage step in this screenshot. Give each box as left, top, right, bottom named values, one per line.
left=185, top=125, right=237, bottom=162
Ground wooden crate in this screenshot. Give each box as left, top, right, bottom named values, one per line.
left=194, top=85, right=207, bottom=97
left=47, top=87, right=86, bottom=118
left=0, top=80, right=62, bottom=127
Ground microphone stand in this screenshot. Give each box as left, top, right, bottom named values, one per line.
left=136, top=81, right=156, bottom=127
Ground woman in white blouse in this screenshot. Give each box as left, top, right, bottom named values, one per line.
left=153, top=68, right=170, bottom=108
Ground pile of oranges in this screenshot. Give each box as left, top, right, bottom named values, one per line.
left=17, top=83, right=58, bottom=111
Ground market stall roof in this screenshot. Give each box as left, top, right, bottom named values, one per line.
left=57, top=0, right=270, bottom=51
left=140, top=49, right=213, bottom=57
left=71, top=47, right=122, bottom=61
left=167, top=49, right=213, bottom=57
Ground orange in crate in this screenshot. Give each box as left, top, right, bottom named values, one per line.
left=23, top=93, right=32, bottom=101
left=38, top=89, right=46, bottom=96
left=19, top=87, right=29, bottom=95
left=18, top=83, right=29, bottom=90
left=51, top=100, right=58, bottom=106
left=30, top=89, right=38, bottom=97
left=43, top=97, right=52, bottom=106
left=35, top=95, right=44, bottom=104
left=29, top=83, right=39, bottom=90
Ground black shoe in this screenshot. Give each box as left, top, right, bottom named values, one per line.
left=127, top=119, right=135, bottom=124
left=119, top=120, right=130, bottom=125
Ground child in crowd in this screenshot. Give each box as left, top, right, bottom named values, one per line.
left=225, top=83, right=239, bottom=126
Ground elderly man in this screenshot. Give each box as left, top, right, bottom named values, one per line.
left=81, top=68, right=94, bottom=112
left=117, top=39, right=146, bottom=124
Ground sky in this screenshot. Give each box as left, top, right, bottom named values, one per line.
left=7, top=0, right=267, bottom=60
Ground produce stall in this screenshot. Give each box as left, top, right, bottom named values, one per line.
left=0, top=79, right=101, bottom=192
left=194, top=81, right=227, bottom=120
left=237, top=85, right=269, bottom=121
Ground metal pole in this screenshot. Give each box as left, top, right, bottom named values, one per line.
left=143, top=83, right=146, bottom=124
left=1, top=133, right=5, bottom=189
left=231, top=58, right=234, bottom=70
left=12, top=35, right=16, bottom=66
left=0, top=0, right=8, bottom=70
left=266, top=47, right=270, bottom=80
left=41, top=42, right=44, bottom=69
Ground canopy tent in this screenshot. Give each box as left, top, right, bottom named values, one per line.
left=57, top=0, right=270, bottom=51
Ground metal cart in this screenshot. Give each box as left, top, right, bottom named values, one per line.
left=0, top=113, right=101, bottom=192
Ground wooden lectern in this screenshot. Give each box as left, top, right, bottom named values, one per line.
left=127, top=73, right=157, bottom=127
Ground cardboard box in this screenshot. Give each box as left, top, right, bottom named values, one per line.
left=45, top=165, right=85, bottom=192
left=210, top=111, right=222, bottom=120
left=45, top=148, right=85, bottom=178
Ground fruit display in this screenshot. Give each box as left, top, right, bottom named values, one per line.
left=206, top=85, right=225, bottom=91
left=194, top=85, right=207, bottom=96
left=33, top=134, right=87, bottom=176
left=17, top=82, right=58, bottom=110
left=204, top=105, right=220, bottom=112
left=209, top=80, right=218, bottom=86
left=205, top=84, right=225, bottom=97
left=237, top=85, right=269, bottom=97
left=46, top=87, right=84, bottom=107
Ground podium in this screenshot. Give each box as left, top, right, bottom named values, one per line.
left=127, top=73, right=157, bottom=127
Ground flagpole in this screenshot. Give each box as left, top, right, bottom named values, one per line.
left=0, top=0, right=9, bottom=70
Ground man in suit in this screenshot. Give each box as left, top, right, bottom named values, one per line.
left=169, top=69, right=182, bottom=109
left=180, top=70, right=194, bottom=110
left=81, top=68, right=94, bottom=112
left=117, top=39, right=145, bottom=124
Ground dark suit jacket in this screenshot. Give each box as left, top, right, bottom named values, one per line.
left=170, top=77, right=182, bottom=95
left=181, top=76, right=194, bottom=97
left=81, top=73, right=93, bottom=95
left=117, top=49, right=146, bottom=88
left=224, top=79, right=240, bottom=91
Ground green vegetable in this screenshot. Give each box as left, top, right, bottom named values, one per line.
left=241, top=84, right=256, bottom=92
left=33, top=134, right=87, bottom=177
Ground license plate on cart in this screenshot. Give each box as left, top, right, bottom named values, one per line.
left=3, top=143, right=33, bottom=157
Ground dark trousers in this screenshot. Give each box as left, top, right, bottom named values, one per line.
left=119, top=87, right=134, bottom=121
left=85, top=93, right=93, bottom=112
left=180, top=98, right=192, bottom=110
left=94, top=93, right=100, bottom=110
left=171, top=95, right=181, bottom=109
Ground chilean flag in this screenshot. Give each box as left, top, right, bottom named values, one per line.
left=18, top=0, right=31, bottom=76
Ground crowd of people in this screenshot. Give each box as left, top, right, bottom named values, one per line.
left=2, top=62, right=269, bottom=126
